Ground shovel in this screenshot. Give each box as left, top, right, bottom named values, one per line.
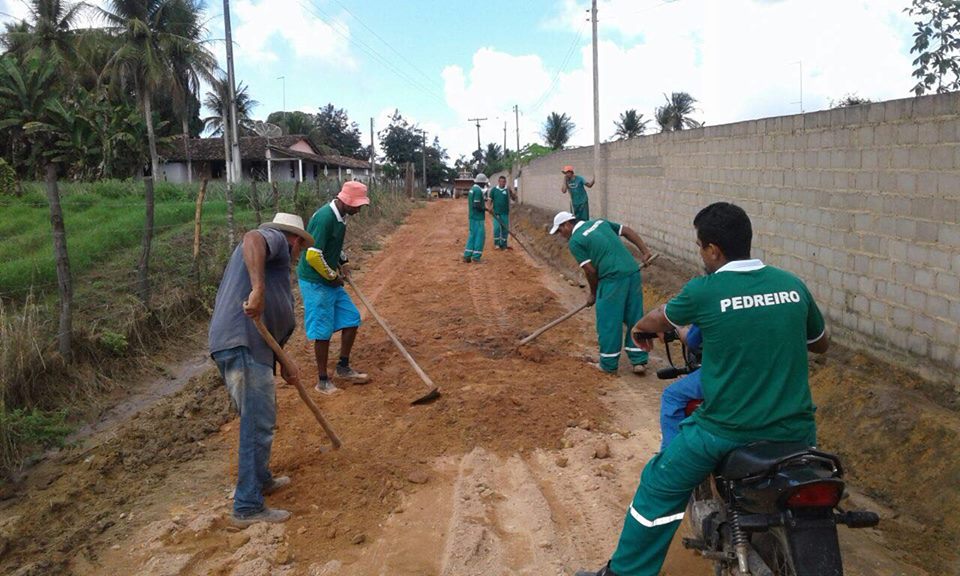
left=485, top=208, right=534, bottom=256
left=246, top=309, right=343, bottom=449
left=344, top=276, right=441, bottom=405
left=516, top=302, right=590, bottom=348
left=516, top=254, right=660, bottom=348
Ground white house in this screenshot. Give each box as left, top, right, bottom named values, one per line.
left=162, top=135, right=372, bottom=184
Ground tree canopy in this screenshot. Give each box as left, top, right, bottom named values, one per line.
left=542, top=112, right=574, bottom=150
left=906, top=0, right=960, bottom=95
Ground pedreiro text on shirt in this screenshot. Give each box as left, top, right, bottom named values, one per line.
left=719, top=291, right=801, bottom=313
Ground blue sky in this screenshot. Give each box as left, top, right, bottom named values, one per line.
left=1, top=0, right=921, bottom=160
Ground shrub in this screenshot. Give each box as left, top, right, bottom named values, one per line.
left=99, top=331, right=129, bottom=356
left=0, top=407, right=71, bottom=471
left=0, top=159, right=15, bottom=197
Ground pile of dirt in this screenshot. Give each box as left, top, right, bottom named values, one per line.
left=812, top=351, right=960, bottom=573
left=0, top=367, right=232, bottom=575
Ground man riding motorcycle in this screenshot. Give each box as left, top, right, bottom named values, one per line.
left=577, top=202, right=829, bottom=576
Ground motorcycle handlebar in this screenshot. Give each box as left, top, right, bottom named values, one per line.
left=657, top=366, right=690, bottom=380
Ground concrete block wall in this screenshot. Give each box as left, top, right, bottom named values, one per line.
left=520, top=93, right=960, bottom=384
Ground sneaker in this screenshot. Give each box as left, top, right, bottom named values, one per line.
left=632, top=364, right=647, bottom=376
left=462, top=256, right=472, bottom=263
left=230, top=507, right=291, bottom=527
left=263, top=476, right=290, bottom=495
left=315, top=378, right=341, bottom=395
left=335, top=365, right=370, bottom=384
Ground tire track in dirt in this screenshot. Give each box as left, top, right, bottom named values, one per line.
left=17, top=199, right=927, bottom=576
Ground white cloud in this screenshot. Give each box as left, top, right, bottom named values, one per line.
left=0, top=0, right=30, bottom=21
left=229, top=0, right=353, bottom=67
left=437, top=0, right=915, bottom=158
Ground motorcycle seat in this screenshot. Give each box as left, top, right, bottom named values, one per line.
left=718, top=441, right=813, bottom=480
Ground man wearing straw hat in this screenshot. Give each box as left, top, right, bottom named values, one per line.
left=297, top=181, right=372, bottom=395
left=209, top=212, right=314, bottom=526
left=561, top=165, right=594, bottom=221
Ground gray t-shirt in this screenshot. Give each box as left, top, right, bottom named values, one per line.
left=208, top=228, right=296, bottom=367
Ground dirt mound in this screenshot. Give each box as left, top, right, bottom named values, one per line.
left=0, top=369, right=232, bottom=575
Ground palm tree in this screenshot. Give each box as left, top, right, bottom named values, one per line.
left=98, top=0, right=203, bottom=180
left=613, top=109, right=648, bottom=140
left=2, top=0, right=85, bottom=65
left=655, top=92, right=702, bottom=132
left=0, top=54, right=60, bottom=176
left=203, top=76, right=258, bottom=136
left=542, top=112, right=575, bottom=150
left=166, top=0, right=217, bottom=184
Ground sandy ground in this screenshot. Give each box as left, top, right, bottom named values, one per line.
left=0, top=200, right=946, bottom=575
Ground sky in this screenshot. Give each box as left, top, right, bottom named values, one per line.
left=0, top=0, right=920, bottom=161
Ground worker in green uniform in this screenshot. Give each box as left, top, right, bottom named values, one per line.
left=550, top=211, right=655, bottom=374
left=488, top=175, right=517, bottom=250
left=575, top=202, right=830, bottom=576
left=297, top=181, right=371, bottom=395
left=463, top=173, right=488, bottom=263
left=561, top=165, right=594, bottom=221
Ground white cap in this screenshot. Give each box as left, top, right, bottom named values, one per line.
left=474, top=173, right=489, bottom=184
left=550, top=211, right=576, bottom=235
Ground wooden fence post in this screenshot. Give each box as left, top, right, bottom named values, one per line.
left=193, top=178, right=208, bottom=285
left=45, top=164, right=72, bottom=360
left=138, top=177, right=155, bottom=307
left=272, top=181, right=280, bottom=214
left=251, top=179, right=262, bottom=225
left=224, top=180, right=236, bottom=247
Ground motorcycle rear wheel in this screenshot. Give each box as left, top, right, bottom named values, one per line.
left=755, top=528, right=798, bottom=576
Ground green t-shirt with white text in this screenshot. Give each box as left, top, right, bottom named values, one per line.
left=664, top=260, right=825, bottom=443
left=566, top=175, right=588, bottom=207
left=468, top=185, right=486, bottom=221
left=490, top=186, right=510, bottom=214
left=567, top=219, right=638, bottom=280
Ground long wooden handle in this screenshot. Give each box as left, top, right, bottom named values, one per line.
left=486, top=208, right=534, bottom=255
left=518, top=302, right=590, bottom=347
left=249, top=313, right=342, bottom=449
left=345, top=277, right=437, bottom=390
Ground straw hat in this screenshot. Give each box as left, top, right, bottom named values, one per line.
left=261, top=213, right=314, bottom=245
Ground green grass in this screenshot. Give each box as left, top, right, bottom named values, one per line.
left=0, top=177, right=410, bottom=473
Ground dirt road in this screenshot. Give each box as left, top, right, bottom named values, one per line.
left=0, top=200, right=933, bottom=575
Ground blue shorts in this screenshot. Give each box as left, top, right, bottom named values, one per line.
left=299, top=279, right=362, bottom=341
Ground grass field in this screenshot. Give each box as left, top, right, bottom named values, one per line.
left=0, top=177, right=410, bottom=472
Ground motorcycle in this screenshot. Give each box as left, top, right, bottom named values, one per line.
left=638, top=329, right=880, bottom=576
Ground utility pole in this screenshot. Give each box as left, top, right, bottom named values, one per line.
left=591, top=0, right=602, bottom=216
left=370, top=117, right=376, bottom=179
left=420, top=129, right=427, bottom=191
left=503, top=121, right=507, bottom=155
left=468, top=117, right=487, bottom=157
left=277, top=75, right=286, bottom=128
left=223, top=0, right=242, bottom=184
left=513, top=105, right=520, bottom=154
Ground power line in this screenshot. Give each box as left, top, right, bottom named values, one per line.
left=297, top=0, right=448, bottom=107
left=530, top=20, right=588, bottom=114
left=325, top=0, right=441, bottom=92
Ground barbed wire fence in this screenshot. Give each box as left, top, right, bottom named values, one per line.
left=0, top=175, right=408, bottom=411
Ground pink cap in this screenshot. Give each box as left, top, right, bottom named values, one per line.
left=337, top=181, right=370, bottom=207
